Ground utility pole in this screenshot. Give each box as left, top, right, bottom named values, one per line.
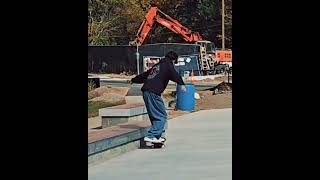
left=222, top=0, right=225, bottom=49
left=136, top=44, right=140, bottom=74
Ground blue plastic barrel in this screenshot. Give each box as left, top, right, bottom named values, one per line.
left=176, top=83, right=195, bottom=111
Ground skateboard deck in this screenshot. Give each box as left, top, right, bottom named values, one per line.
left=144, top=141, right=165, bottom=148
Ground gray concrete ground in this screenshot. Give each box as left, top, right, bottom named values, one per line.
left=88, top=108, right=232, bottom=180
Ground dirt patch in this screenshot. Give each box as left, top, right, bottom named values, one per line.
left=88, top=99, right=126, bottom=118
left=106, top=73, right=136, bottom=79
left=196, top=92, right=232, bottom=110
left=166, top=89, right=231, bottom=119
left=88, top=86, right=129, bottom=99
left=88, top=87, right=128, bottom=118
left=90, top=93, right=125, bottom=103
left=195, top=75, right=230, bottom=84
left=210, top=82, right=232, bottom=95
left=215, top=82, right=232, bottom=92
left=214, top=75, right=230, bottom=82
left=197, top=90, right=213, bottom=97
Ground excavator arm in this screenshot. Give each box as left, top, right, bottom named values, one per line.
left=130, top=6, right=202, bottom=46
left=129, top=7, right=157, bottom=46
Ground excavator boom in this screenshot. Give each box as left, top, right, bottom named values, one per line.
left=130, top=6, right=202, bottom=46
left=129, top=5, right=232, bottom=72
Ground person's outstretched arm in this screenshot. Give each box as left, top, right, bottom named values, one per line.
left=129, top=69, right=150, bottom=84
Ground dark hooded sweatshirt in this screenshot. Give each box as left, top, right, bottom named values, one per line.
left=131, top=57, right=185, bottom=96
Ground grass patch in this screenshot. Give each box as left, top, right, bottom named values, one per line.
left=88, top=99, right=126, bottom=118
left=88, top=81, right=96, bottom=92
left=88, top=81, right=97, bottom=100
left=88, top=92, right=95, bottom=100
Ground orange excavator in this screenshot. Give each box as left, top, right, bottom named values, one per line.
left=129, top=6, right=232, bottom=74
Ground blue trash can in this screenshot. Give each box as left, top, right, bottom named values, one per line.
left=176, top=83, right=195, bottom=111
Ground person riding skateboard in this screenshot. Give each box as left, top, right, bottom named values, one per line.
left=129, top=51, right=186, bottom=143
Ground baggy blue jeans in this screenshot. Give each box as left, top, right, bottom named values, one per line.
left=143, top=91, right=167, bottom=139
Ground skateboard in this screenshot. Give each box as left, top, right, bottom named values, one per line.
left=144, top=140, right=166, bottom=148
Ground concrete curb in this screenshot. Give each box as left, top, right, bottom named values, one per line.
left=88, top=125, right=150, bottom=166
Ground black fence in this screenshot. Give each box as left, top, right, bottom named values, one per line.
left=88, top=45, right=136, bottom=74
left=88, top=43, right=200, bottom=74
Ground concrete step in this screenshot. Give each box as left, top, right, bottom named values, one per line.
left=99, top=103, right=148, bottom=128
left=88, top=121, right=151, bottom=167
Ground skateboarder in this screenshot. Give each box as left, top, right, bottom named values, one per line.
left=129, top=51, right=186, bottom=143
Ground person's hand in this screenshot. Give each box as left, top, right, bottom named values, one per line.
left=181, top=85, right=187, bottom=92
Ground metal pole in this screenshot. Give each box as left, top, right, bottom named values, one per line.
left=222, top=0, right=225, bottom=49
left=136, top=44, right=140, bottom=74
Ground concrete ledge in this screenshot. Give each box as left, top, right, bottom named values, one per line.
left=89, top=102, right=170, bottom=165
left=99, top=103, right=148, bottom=128
left=88, top=125, right=149, bottom=156
left=88, top=121, right=151, bottom=166
left=101, top=114, right=149, bottom=128
left=99, top=103, right=147, bottom=117
left=88, top=140, right=140, bottom=167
